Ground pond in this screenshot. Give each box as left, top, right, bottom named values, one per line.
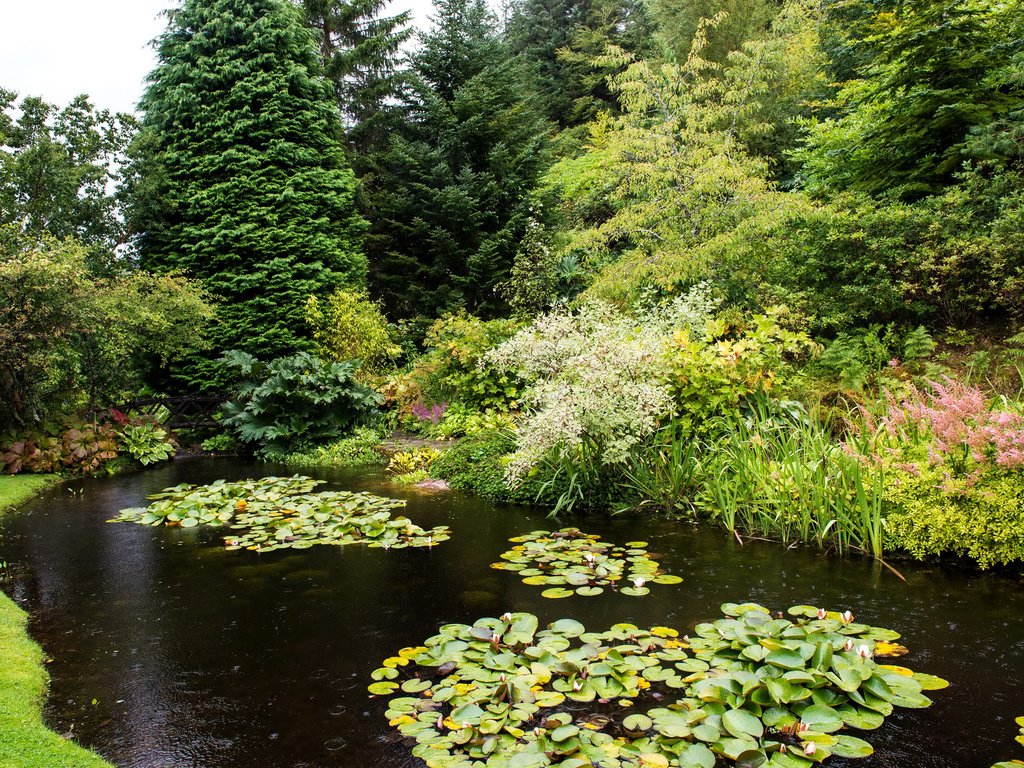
left=1, top=457, right=1023, bottom=768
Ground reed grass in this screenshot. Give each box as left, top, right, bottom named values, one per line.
left=695, top=401, right=885, bottom=557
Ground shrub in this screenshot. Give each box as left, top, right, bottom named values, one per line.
left=431, top=431, right=527, bottom=501
left=884, top=463, right=1024, bottom=568
left=2, top=421, right=119, bottom=475
left=117, top=423, right=175, bottom=466
left=305, top=289, right=401, bottom=377
left=220, top=350, right=381, bottom=455
left=0, top=233, right=213, bottom=432
left=261, top=427, right=386, bottom=468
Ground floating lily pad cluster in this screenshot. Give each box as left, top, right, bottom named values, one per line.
left=491, top=528, right=682, bottom=598
left=992, top=716, right=1024, bottom=768
left=110, top=475, right=450, bottom=552
left=369, top=603, right=948, bottom=768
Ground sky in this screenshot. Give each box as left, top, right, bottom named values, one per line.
left=0, top=0, right=441, bottom=116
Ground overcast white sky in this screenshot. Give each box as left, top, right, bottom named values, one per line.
left=0, top=0, right=441, bottom=115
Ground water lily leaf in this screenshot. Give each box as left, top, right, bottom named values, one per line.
left=368, top=681, right=399, bottom=695
left=547, top=619, right=586, bottom=637
left=652, top=574, right=683, bottom=585
left=551, top=724, right=580, bottom=741
left=541, top=587, right=574, bottom=599
left=829, top=735, right=874, bottom=758
left=401, top=678, right=432, bottom=693
left=723, top=709, right=764, bottom=740
left=679, top=743, right=717, bottom=768
left=576, top=586, right=604, bottom=596
left=624, top=714, right=653, bottom=731
left=911, top=673, right=949, bottom=691
left=638, top=754, right=669, bottom=767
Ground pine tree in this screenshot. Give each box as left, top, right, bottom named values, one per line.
left=298, top=0, right=413, bottom=150
left=362, top=0, right=552, bottom=321
left=132, top=0, right=366, bottom=389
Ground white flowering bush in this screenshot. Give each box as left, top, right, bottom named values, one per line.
left=486, top=286, right=719, bottom=506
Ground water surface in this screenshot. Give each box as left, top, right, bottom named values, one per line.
left=1, top=457, right=1022, bottom=767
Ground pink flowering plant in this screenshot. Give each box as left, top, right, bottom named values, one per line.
left=876, top=377, right=1024, bottom=568
left=881, top=376, right=1024, bottom=475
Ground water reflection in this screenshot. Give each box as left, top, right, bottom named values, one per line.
left=0, top=457, right=1022, bottom=767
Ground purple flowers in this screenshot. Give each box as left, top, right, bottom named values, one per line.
left=411, top=402, right=447, bottom=425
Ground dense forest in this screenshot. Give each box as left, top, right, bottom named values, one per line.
left=3, top=0, right=1024, bottom=566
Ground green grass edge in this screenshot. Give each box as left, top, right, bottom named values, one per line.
left=0, top=475, right=115, bottom=768
left=0, top=475, right=61, bottom=515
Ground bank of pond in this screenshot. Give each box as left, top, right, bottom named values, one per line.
left=0, top=458, right=1022, bottom=768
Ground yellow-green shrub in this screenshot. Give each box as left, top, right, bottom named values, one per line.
left=306, top=289, right=401, bottom=376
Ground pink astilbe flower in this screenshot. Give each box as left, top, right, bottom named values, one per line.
left=882, top=377, right=1024, bottom=470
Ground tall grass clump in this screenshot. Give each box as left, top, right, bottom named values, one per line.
left=697, top=400, right=885, bottom=557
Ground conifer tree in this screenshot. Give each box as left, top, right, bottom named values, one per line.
left=362, top=0, right=551, bottom=321
left=132, top=0, right=366, bottom=389
left=299, top=0, right=413, bottom=150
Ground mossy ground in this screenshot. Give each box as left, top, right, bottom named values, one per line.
left=0, top=474, right=114, bottom=768
left=0, top=475, right=59, bottom=515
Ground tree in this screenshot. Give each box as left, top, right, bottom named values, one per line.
left=132, top=0, right=366, bottom=389
left=797, top=0, right=1024, bottom=197
left=361, top=0, right=552, bottom=321
left=298, top=0, right=413, bottom=150
left=0, top=229, right=213, bottom=432
left=648, top=0, right=779, bottom=65
left=505, top=0, right=656, bottom=129
left=0, top=90, right=136, bottom=258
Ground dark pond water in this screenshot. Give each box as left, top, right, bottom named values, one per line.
left=1, top=457, right=1023, bottom=768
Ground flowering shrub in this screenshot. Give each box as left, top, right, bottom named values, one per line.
left=882, top=377, right=1024, bottom=472
left=874, top=377, right=1024, bottom=567
left=486, top=302, right=677, bottom=494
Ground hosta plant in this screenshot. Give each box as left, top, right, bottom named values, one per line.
left=117, top=422, right=175, bottom=466
left=491, top=528, right=682, bottom=598
left=370, top=603, right=947, bottom=768
left=110, top=475, right=449, bottom=552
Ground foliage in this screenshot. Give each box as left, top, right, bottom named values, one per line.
left=406, top=314, right=522, bottom=413
left=486, top=302, right=676, bottom=493
left=360, top=0, right=552, bottom=319
left=418, top=402, right=517, bottom=440
left=387, top=446, right=441, bottom=476
left=200, top=433, right=245, bottom=454
left=131, top=0, right=366, bottom=388
left=883, top=461, right=1024, bottom=569
left=505, top=0, right=655, bottom=128
left=111, top=475, right=449, bottom=552
left=306, top=288, right=401, bottom=376
left=491, top=528, right=682, bottom=598
left=429, top=430, right=522, bottom=501
left=0, top=90, right=136, bottom=255
left=220, top=350, right=382, bottom=455
left=649, top=0, right=779, bottom=65
left=261, top=426, right=386, bottom=466
left=797, top=0, right=1024, bottom=198
left=872, top=378, right=1024, bottom=567
left=370, top=603, right=946, bottom=768
left=697, top=402, right=886, bottom=557
left=117, top=423, right=175, bottom=466
left=666, top=309, right=819, bottom=433
left=812, top=325, right=934, bottom=393
left=0, top=593, right=116, bottom=768
left=1, top=420, right=119, bottom=476
left=0, top=235, right=212, bottom=432
left=298, top=0, right=413, bottom=150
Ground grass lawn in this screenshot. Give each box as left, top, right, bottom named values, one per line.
left=0, top=475, right=60, bottom=515
left=0, top=475, right=115, bottom=768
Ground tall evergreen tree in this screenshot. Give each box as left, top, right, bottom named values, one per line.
left=362, top=0, right=552, bottom=321
left=505, top=0, right=655, bottom=128
left=131, top=0, right=366, bottom=389
left=298, top=0, right=413, bottom=150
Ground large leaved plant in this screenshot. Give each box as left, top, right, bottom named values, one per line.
left=220, top=350, right=381, bottom=455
